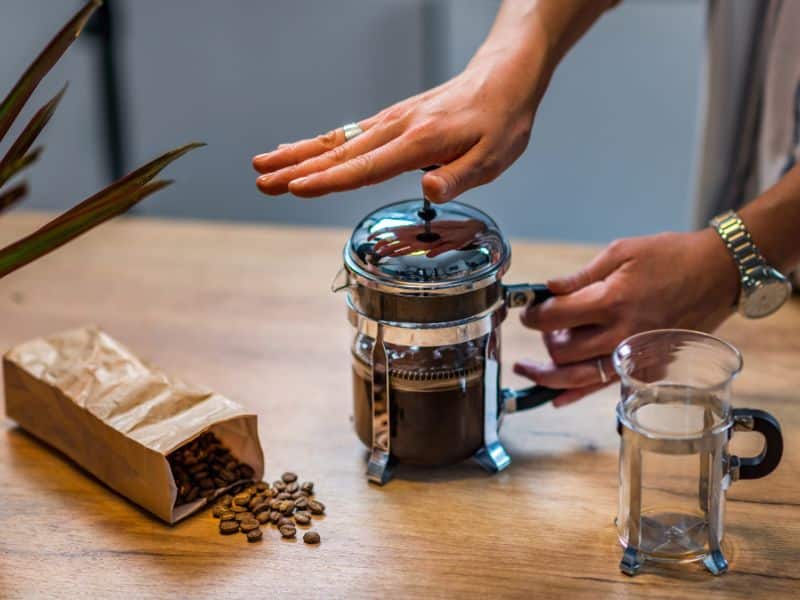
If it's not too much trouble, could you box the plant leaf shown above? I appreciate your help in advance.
[0,179,172,280]
[0,147,43,189]
[0,0,101,143]
[39,141,204,234]
[0,182,28,213]
[0,84,67,183]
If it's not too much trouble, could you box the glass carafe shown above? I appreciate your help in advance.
[613,330,783,575]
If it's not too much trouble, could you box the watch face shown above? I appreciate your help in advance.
[742,277,791,318]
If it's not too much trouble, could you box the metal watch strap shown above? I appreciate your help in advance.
[709,210,767,281]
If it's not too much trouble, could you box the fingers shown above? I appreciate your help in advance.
[421,141,499,203]
[513,358,615,408]
[287,134,444,198]
[547,241,628,294]
[256,120,404,195]
[542,325,622,364]
[253,128,347,174]
[514,356,616,389]
[521,281,613,332]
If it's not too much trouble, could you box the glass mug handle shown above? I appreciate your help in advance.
[731,408,784,480]
[502,283,563,411]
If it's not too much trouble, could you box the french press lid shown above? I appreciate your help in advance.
[344,199,510,296]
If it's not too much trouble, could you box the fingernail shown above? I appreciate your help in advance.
[290,176,309,187]
[257,174,272,184]
[278,144,290,149]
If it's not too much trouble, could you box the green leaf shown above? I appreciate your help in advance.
[0,182,28,213]
[0,147,43,189]
[0,179,173,280]
[0,83,67,186]
[0,0,101,143]
[41,142,204,232]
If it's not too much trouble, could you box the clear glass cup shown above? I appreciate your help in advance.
[613,329,783,576]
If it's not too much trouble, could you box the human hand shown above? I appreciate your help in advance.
[253,45,552,202]
[368,219,487,259]
[514,229,741,407]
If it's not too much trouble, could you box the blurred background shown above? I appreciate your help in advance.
[0,0,703,242]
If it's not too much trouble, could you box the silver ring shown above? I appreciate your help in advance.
[597,358,609,384]
[343,122,364,142]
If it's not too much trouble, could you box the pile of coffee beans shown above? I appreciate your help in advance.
[168,432,255,505]
[168,433,324,545]
[211,472,324,544]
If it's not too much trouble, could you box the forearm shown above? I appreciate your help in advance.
[471,0,620,79]
[739,163,800,273]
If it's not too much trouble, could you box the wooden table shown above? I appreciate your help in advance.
[0,213,797,599]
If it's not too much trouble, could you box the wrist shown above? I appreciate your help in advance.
[695,227,741,310]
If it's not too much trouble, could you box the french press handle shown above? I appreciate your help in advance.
[731,408,784,480]
[502,283,563,411]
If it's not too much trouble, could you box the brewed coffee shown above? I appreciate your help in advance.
[352,335,487,466]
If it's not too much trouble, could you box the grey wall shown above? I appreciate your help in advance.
[0,0,704,242]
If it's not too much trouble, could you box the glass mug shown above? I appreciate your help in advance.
[613,330,783,575]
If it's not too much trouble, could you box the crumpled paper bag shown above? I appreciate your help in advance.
[3,327,264,523]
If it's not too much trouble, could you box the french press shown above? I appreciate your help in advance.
[333,198,560,484]
[613,330,783,575]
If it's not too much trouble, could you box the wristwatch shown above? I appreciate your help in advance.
[709,210,791,318]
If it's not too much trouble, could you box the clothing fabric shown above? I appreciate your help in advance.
[693,0,800,227]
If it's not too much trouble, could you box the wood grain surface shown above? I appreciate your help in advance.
[0,212,797,599]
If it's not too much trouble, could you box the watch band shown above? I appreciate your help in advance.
[709,210,767,281]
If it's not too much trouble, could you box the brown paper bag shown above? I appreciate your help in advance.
[3,327,264,524]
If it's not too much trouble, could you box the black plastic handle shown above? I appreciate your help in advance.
[733,408,783,480]
[507,385,563,412]
[505,283,554,309]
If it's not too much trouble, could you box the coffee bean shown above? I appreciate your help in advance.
[220,521,239,535]
[252,502,270,515]
[218,495,233,507]
[285,482,299,494]
[225,460,238,471]
[235,512,255,522]
[270,511,281,524]
[231,504,249,513]
[308,500,325,515]
[248,496,263,510]
[269,498,282,510]
[185,486,199,503]
[219,511,236,521]
[303,531,320,545]
[219,469,237,483]
[240,520,260,533]
[291,491,303,500]
[279,524,297,538]
[188,463,206,475]
[213,477,227,488]
[301,482,314,495]
[278,500,295,515]
[294,512,311,525]
[255,482,268,493]
[256,512,271,524]
[281,472,298,483]
[273,480,287,492]
[276,492,291,501]
[233,493,251,506]
[247,528,263,542]
[294,497,308,511]
[238,464,255,480]
[264,488,276,499]
[212,505,226,518]
[198,478,214,490]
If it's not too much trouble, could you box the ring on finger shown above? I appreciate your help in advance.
[342,122,364,142]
